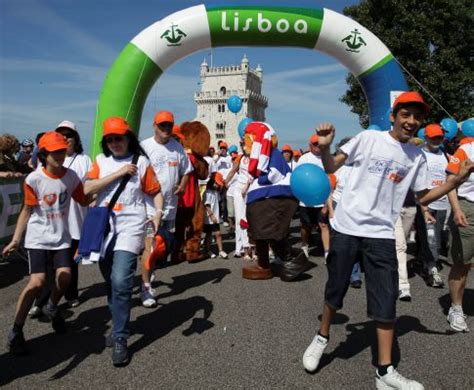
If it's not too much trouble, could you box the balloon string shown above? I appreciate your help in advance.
[392,56,454,119]
[126,55,148,122]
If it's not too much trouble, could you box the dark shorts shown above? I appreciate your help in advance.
[27,248,72,274]
[204,223,220,233]
[300,206,327,227]
[324,229,398,323]
[247,197,298,241]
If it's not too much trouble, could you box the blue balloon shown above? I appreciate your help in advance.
[228,145,238,154]
[290,164,330,206]
[368,124,381,130]
[238,117,252,138]
[227,95,242,113]
[440,118,458,141]
[417,128,425,141]
[461,119,474,137]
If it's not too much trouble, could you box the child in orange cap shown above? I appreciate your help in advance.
[281,144,294,169]
[203,172,228,259]
[3,131,91,355]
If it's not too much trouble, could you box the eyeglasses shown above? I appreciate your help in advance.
[105,136,125,143]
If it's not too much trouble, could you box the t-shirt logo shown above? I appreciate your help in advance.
[368,158,408,184]
[43,193,57,206]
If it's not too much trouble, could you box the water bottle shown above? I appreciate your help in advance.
[146,221,155,238]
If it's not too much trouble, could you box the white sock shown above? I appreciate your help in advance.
[324,251,329,259]
[451,304,463,312]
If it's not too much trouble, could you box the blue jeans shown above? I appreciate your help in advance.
[99,250,137,340]
[416,206,447,272]
[350,262,361,283]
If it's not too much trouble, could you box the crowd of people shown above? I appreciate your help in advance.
[1,91,473,389]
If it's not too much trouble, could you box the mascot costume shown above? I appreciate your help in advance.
[172,121,210,262]
[243,122,310,281]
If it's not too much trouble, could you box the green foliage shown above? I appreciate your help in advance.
[341,0,474,128]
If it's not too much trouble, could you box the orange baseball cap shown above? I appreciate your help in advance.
[282,144,292,152]
[310,134,319,144]
[38,131,68,152]
[425,124,444,138]
[103,116,130,137]
[154,111,174,125]
[212,172,225,188]
[172,124,184,140]
[220,141,228,149]
[293,150,301,157]
[392,91,430,114]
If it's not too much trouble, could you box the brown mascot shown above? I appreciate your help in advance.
[172,121,210,262]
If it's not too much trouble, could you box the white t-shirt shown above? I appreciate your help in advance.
[447,140,474,202]
[295,152,325,208]
[24,168,84,250]
[215,155,232,174]
[203,188,220,224]
[88,154,160,254]
[333,165,352,204]
[141,137,192,221]
[421,148,449,210]
[65,153,92,240]
[331,130,429,239]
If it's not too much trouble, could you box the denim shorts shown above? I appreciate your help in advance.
[324,229,398,322]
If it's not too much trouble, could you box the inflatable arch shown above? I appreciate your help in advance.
[91,4,408,157]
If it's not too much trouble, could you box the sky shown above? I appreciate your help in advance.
[0,0,363,152]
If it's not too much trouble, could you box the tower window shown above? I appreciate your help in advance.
[220,86,226,96]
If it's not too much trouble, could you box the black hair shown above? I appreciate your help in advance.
[35,132,46,144]
[392,102,427,117]
[100,131,148,158]
[56,128,84,154]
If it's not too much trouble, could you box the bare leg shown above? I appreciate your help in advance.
[449,263,470,305]
[319,222,330,253]
[376,322,395,365]
[301,225,311,247]
[215,231,224,253]
[141,237,153,285]
[50,267,71,305]
[14,274,46,326]
[319,303,336,337]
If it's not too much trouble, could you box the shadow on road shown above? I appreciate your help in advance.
[313,315,450,373]
[0,256,28,290]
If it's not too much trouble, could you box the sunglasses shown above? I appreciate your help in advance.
[312,142,319,146]
[58,131,75,139]
[105,136,125,143]
[156,122,173,130]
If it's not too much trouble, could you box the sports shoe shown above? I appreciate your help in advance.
[219,251,228,259]
[427,267,444,288]
[7,329,28,355]
[301,245,309,258]
[350,280,362,289]
[302,334,328,372]
[399,289,412,302]
[243,255,252,262]
[210,253,217,259]
[28,305,42,318]
[112,337,129,367]
[447,307,469,332]
[67,299,80,308]
[223,222,229,227]
[375,365,424,389]
[141,285,157,308]
[234,252,243,258]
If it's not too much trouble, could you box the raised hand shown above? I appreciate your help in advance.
[316,123,336,148]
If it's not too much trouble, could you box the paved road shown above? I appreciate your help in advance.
[0,228,473,389]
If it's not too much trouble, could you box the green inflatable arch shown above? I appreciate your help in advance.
[91,4,408,157]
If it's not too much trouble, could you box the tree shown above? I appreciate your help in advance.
[341,0,474,128]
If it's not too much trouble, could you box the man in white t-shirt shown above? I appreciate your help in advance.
[416,124,450,288]
[301,92,474,390]
[140,111,192,307]
[214,141,232,225]
[295,134,330,260]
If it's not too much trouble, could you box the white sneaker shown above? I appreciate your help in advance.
[302,334,328,372]
[150,272,156,283]
[210,253,217,259]
[141,286,157,308]
[428,267,444,288]
[269,250,275,259]
[447,307,469,332]
[376,366,424,389]
[398,289,412,302]
[219,251,228,259]
[301,245,309,258]
[223,222,229,227]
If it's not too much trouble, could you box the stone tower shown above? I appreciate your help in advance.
[194,55,268,149]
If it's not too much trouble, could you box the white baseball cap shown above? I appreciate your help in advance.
[56,120,77,132]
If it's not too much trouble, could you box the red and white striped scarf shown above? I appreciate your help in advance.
[246,122,276,177]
